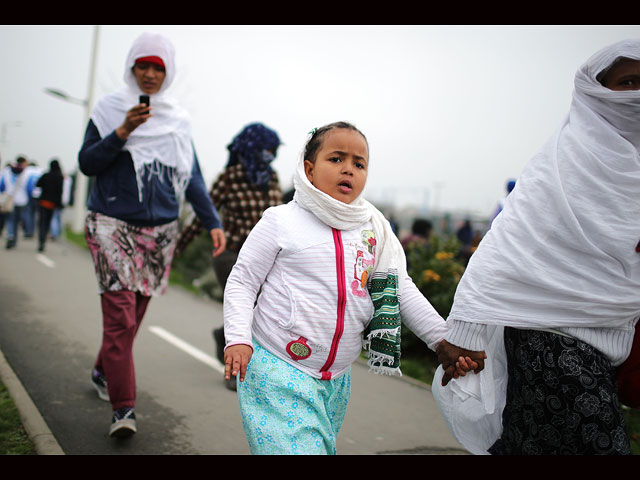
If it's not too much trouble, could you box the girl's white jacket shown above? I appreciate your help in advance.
[223,201,448,380]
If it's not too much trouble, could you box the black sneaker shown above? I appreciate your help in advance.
[109,408,136,438]
[225,376,237,391]
[213,327,225,364]
[90,369,109,402]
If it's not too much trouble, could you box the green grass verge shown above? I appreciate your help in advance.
[0,380,36,455]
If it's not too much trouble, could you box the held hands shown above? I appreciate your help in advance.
[115,103,152,140]
[209,228,226,257]
[436,339,487,387]
[224,344,253,383]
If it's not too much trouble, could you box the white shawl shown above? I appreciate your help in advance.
[292,139,408,373]
[292,142,406,291]
[451,38,640,330]
[433,38,640,455]
[90,32,194,202]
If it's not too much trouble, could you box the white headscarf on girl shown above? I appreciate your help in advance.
[433,38,640,455]
[293,128,408,375]
[90,32,194,202]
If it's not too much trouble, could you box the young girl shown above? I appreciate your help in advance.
[223,121,483,454]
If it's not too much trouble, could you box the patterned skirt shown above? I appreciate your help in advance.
[85,211,178,297]
[489,327,631,455]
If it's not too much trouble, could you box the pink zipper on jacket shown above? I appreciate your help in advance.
[320,228,347,380]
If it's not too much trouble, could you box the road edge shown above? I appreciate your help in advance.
[0,348,64,455]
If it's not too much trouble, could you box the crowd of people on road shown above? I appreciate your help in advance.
[3,31,639,456]
[0,155,71,252]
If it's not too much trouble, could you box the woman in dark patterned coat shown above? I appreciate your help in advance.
[175,122,283,390]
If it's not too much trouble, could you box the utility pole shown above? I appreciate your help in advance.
[72,25,100,233]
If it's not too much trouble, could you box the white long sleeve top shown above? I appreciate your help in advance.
[223,201,448,380]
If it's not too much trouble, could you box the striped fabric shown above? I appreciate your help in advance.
[365,272,401,373]
[223,201,448,380]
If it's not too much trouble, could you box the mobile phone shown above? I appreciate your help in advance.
[139,95,150,107]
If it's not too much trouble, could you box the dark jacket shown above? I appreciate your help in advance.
[36,171,64,209]
[78,120,221,229]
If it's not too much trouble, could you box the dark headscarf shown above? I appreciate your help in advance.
[226,123,281,187]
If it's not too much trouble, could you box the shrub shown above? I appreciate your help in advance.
[401,234,465,364]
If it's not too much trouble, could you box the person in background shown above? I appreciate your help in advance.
[24,160,43,238]
[401,217,432,252]
[456,218,474,265]
[0,157,5,236]
[79,32,225,438]
[489,178,516,227]
[0,156,40,249]
[49,173,72,240]
[175,122,283,391]
[35,159,64,252]
[433,38,640,456]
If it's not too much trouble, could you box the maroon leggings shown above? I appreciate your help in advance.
[94,291,151,410]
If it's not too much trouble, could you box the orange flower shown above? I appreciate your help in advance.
[423,269,441,282]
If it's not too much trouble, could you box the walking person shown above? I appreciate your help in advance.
[35,158,64,252]
[79,32,225,438]
[175,122,283,391]
[0,156,40,249]
[223,122,484,454]
[433,38,640,455]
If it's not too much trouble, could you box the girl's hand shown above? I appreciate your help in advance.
[115,103,152,140]
[209,228,226,257]
[224,344,253,383]
[436,339,487,386]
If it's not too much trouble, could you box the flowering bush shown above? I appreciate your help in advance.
[406,234,466,318]
[401,234,466,363]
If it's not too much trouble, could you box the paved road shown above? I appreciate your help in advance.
[0,232,467,455]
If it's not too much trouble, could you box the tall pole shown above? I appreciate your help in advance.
[72,25,100,233]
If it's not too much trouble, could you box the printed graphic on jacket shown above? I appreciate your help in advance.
[352,230,376,298]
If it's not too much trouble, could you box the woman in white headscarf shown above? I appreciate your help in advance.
[78,32,225,438]
[433,39,640,455]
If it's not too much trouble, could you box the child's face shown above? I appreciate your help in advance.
[304,129,368,204]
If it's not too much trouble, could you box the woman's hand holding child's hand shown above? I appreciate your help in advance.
[224,344,253,383]
[436,339,487,387]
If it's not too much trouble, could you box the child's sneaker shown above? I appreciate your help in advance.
[109,408,137,438]
[90,369,109,402]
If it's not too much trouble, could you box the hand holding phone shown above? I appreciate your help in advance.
[139,95,150,107]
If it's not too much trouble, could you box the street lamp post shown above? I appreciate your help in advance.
[44,25,100,233]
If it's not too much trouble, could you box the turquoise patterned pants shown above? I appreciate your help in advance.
[237,341,351,455]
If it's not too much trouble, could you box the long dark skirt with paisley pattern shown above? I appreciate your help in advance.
[488,327,632,455]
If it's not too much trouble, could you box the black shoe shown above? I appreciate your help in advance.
[213,327,225,364]
[90,369,109,402]
[5,240,15,249]
[109,408,136,438]
[225,376,237,392]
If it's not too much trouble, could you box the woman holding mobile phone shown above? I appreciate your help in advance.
[78,31,225,438]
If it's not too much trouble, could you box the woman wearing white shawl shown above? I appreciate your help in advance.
[79,32,225,438]
[433,39,640,455]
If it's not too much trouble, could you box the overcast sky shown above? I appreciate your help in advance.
[2,25,639,218]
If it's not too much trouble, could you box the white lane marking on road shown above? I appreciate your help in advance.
[148,326,224,374]
[35,253,56,268]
